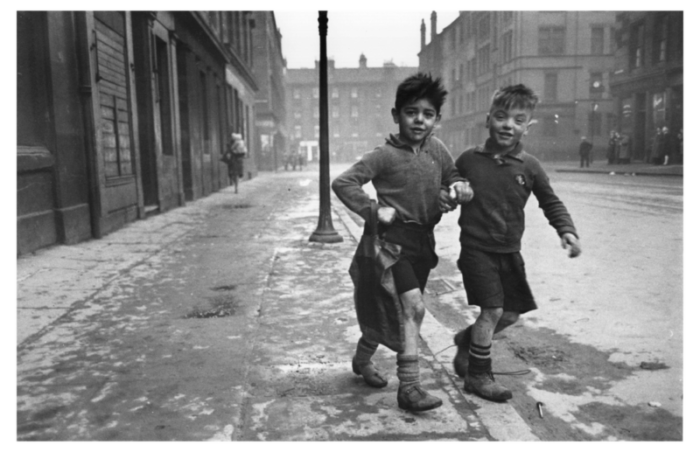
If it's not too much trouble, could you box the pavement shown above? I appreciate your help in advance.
[16,166,540,441]
[552,160,683,177]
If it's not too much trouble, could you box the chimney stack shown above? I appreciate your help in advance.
[421,19,426,49]
[430,11,437,40]
[359,53,367,68]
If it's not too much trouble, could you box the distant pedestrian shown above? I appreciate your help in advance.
[578,136,593,168]
[607,131,620,165]
[452,84,581,403]
[618,133,631,164]
[333,73,473,412]
[222,133,246,193]
[678,129,683,164]
[651,127,663,164]
[661,126,670,165]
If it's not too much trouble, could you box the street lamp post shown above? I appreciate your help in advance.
[309,11,343,244]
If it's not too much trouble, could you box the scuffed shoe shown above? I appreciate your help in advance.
[352,357,388,388]
[452,325,472,378]
[397,385,443,412]
[464,371,512,402]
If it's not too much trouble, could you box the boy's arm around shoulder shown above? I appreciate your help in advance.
[530,157,581,257]
[331,150,382,222]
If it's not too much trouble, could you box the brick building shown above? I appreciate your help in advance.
[17,11,260,255]
[418,11,618,161]
[285,57,416,163]
[609,11,683,162]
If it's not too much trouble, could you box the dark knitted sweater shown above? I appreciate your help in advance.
[332,134,464,226]
[455,139,578,253]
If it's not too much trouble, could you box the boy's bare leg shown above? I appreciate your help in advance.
[396,289,442,411]
[464,307,513,401]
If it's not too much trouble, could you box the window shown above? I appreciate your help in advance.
[477,13,490,41]
[478,45,490,75]
[351,105,359,118]
[293,88,300,99]
[538,27,565,55]
[314,125,319,138]
[630,23,645,68]
[313,87,319,98]
[332,87,339,98]
[589,72,604,98]
[589,110,602,137]
[200,71,209,145]
[351,87,358,98]
[459,63,464,81]
[313,106,319,119]
[654,15,668,63]
[156,36,173,155]
[294,110,301,119]
[652,92,666,127]
[502,30,513,62]
[294,125,302,138]
[591,27,604,54]
[332,105,339,118]
[544,73,558,101]
[17,12,49,148]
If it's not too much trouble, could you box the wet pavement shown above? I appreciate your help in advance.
[17,168,526,441]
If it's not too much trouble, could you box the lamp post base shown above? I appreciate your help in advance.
[308,229,343,243]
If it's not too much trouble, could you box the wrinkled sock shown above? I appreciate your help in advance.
[354,337,379,367]
[397,355,420,390]
[468,342,492,375]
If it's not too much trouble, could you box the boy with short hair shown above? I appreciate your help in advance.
[332,72,473,412]
[452,84,581,402]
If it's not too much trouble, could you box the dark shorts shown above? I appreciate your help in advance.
[381,222,437,295]
[457,247,537,314]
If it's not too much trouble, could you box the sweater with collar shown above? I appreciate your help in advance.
[455,139,578,253]
[332,133,464,226]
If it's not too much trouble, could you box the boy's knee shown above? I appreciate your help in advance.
[500,311,520,326]
[478,307,504,324]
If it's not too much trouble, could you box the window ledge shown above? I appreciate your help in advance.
[17,146,54,172]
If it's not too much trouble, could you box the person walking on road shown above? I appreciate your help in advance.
[333,73,473,412]
[578,136,593,168]
[451,84,581,402]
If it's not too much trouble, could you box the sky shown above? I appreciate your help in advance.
[275,11,459,69]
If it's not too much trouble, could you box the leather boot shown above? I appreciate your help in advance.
[452,325,472,378]
[464,371,512,402]
[352,357,388,388]
[397,385,443,412]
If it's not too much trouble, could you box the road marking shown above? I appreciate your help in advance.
[333,201,540,441]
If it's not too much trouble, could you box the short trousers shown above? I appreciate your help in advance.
[381,222,438,295]
[457,247,537,314]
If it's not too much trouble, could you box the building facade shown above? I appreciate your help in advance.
[609,11,683,162]
[285,57,416,163]
[419,11,618,161]
[17,11,259,255]
[251,12,288,171]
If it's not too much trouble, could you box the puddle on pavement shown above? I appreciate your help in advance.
[211,285,237,292]
[220,203,253,209]
[185,294,239,319]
